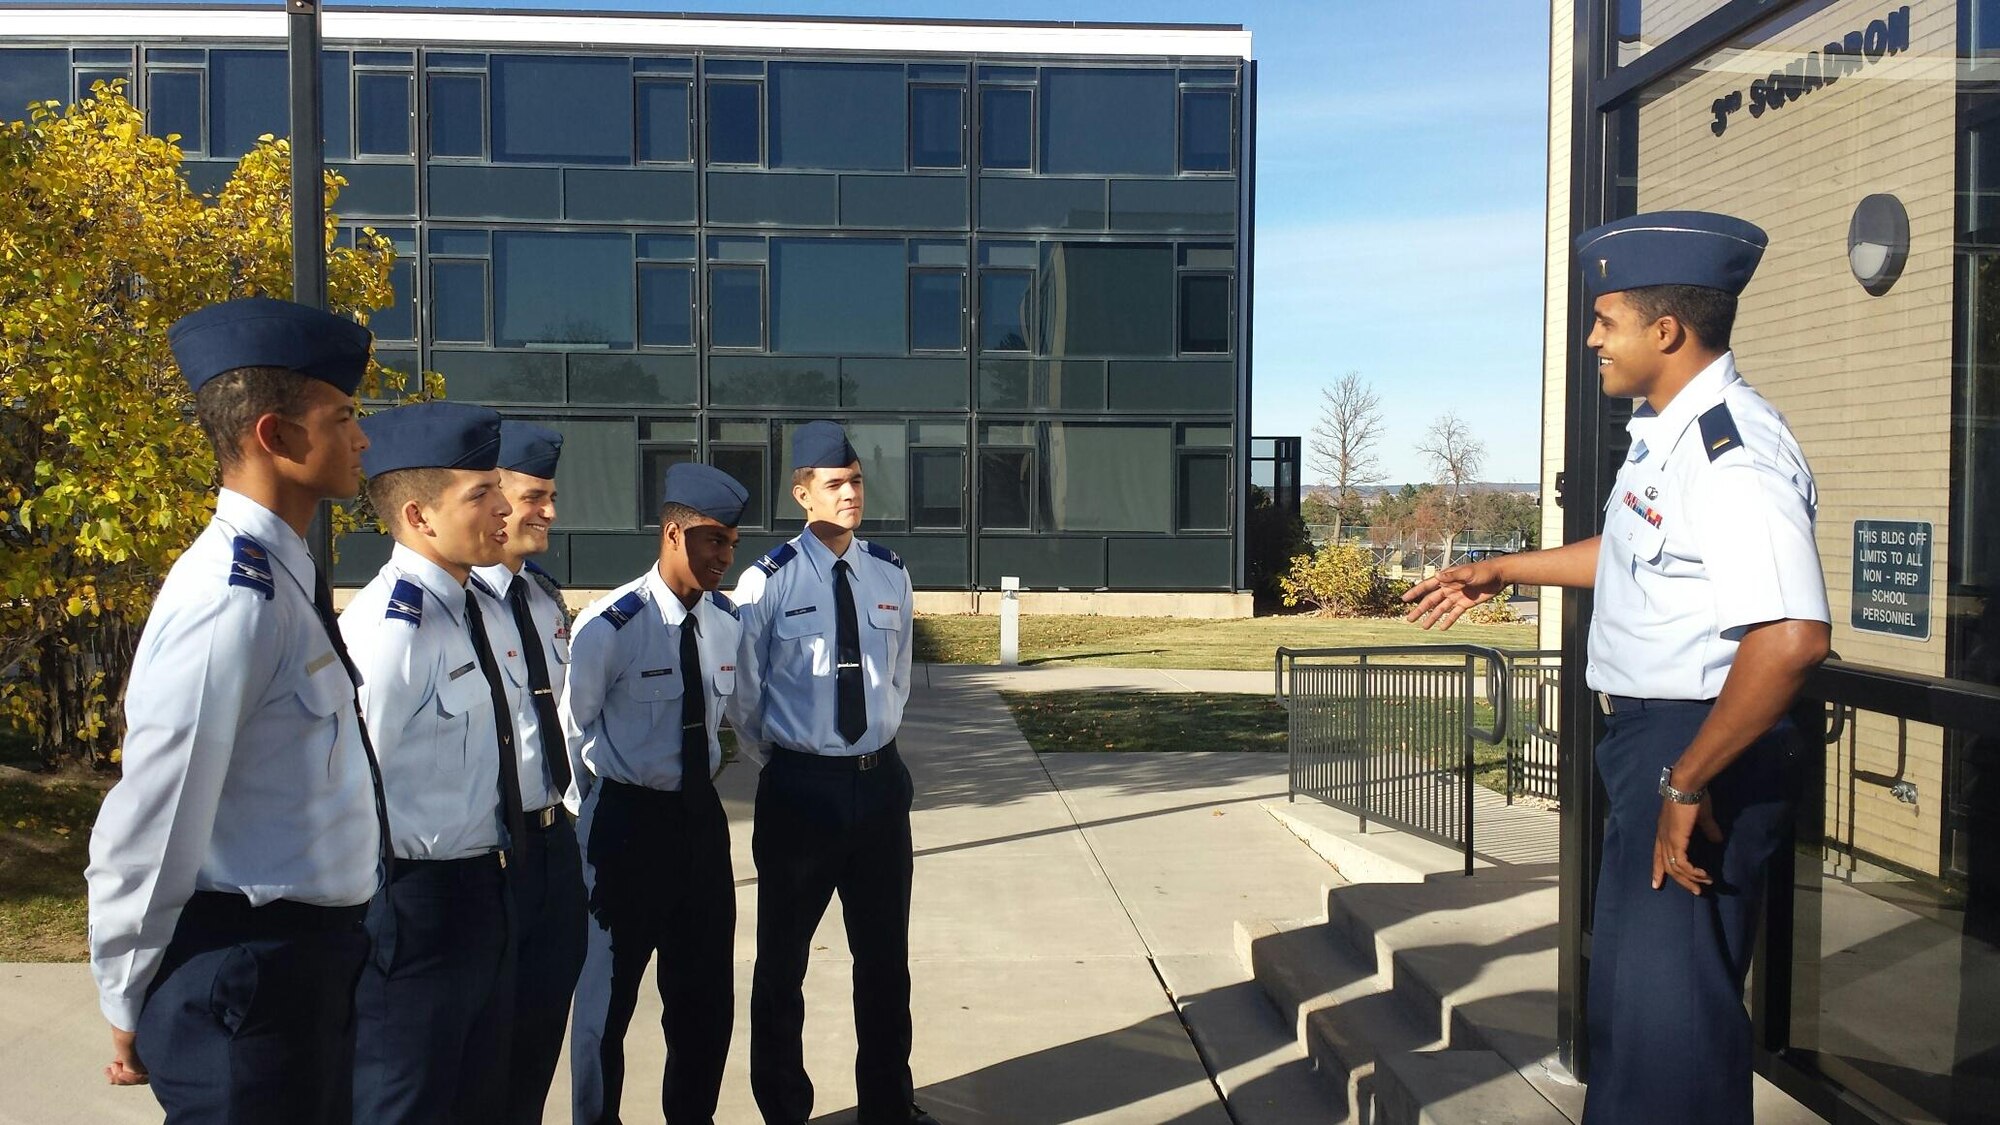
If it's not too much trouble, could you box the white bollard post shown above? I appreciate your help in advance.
[999,576,1021,666]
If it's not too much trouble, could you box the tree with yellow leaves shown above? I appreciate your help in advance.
[0,81,424,767]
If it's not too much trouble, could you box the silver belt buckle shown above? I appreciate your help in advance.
[857,752,878,771]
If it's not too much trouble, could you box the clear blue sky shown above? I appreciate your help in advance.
[147,0,1555,485]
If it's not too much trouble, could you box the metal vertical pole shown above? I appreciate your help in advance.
[287,0,333,572]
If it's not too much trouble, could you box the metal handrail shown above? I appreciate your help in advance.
[1275,644,1514,746]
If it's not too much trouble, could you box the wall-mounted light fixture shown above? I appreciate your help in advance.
[1848,193,1910,296]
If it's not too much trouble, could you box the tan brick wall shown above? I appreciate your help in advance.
[1630,0,1955,874]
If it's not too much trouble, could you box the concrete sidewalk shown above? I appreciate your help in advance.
[0,666,1336,1125]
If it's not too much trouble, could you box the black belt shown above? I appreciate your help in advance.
[526,805,568,830]
[389,851,510,880]
[1596,693,1716,715]
[768,740,899,773]
[181,890,367,935]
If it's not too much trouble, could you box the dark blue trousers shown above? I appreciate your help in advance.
[503,814,588,1125]
[352,855,516,1125]
[750,747,915,1125]
[136,893,369,1125]
[1582,701,1797,1125]
[571,780,735,1125]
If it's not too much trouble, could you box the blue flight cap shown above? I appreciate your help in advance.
[498,421,563,479]
[791,420,859,471]
[168,296,372,395]
[359,402,503,477]
[1575,210,1768,299]
[662,463,749,527]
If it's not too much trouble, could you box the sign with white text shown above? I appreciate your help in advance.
[1852,520,1932,640]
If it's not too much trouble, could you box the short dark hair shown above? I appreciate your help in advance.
[366,467,454,531]
[658,501,706,530]
[193,366,315,470]
[1621,284,1737,350]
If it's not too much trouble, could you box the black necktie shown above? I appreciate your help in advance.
[311,567,393,871]
[833,559,867,745]
[505,577,572,800]
[464,592,529,856]
[678,613,713,797]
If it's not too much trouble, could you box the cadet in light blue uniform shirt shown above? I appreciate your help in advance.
[85,297,385,1124]
[339,401,523,1125]
[562,462,747,1125]
[466,420,587,1125]
[1404,212,1831,1125]
[731,421,931,1125]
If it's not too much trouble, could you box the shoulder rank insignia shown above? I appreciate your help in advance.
[228,536,275,599]
[709,589,738,619]
[1698,403,1743,461]
[601,589,647,630]
[754,543,798,576]
[862,541,905,570]
[385,579,424,625]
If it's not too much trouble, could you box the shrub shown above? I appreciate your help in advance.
[1278,540,1408,617]
[1466,586,1524,624]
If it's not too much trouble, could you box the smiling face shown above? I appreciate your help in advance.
[793,463,865,532]
[661,514,739,594]
[498,469,556,563]
[1585,290,1669,400]
[407,469,512,571]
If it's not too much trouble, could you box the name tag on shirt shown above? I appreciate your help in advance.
[306,651,339,676]
[641,668,674,678]
[448,661,476,681]
[785,605,817,617]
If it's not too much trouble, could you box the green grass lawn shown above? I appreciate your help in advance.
[0,769,103,961]
[917,613,1536,670]
[1003,690,1288,754]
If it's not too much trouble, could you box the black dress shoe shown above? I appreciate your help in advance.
[910,1104,940,1125]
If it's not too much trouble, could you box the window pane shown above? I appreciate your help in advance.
[1043,244,1173,357]
[430,261,486,342]
[0,49,69,117]
[322,52,351,160]
[770,62,904,171]
[910,271,964,351]
[1047,423,1172,532]
[707,80,761,165]
[846,421,907,521]
[1041,68,1174,176]
[639,264,694,346]
[1178,453,1229,530]
[909,85,963,169]
[493,231,635,348]
[980,271,1031,352]
[147,70,201,150]
[641,445,696,521]
[711,447,767,528]
[771,238,904,353]
[913,449,963,529]
[428,74,482,157]
[638,79,690,162]
[1179,273,1231,353]
[1179,88,1233,172]
[709,265,763,348]
[492,55,632,164]
[355,72,412,156]
[544,419,637,530]
[77,70,130,104]
[209,49,287,157]
[979,448,1032,530]
[979,87,1031,170]
[373,259,414,341]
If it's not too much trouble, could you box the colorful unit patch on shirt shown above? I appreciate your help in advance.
[1622,490,1665,528]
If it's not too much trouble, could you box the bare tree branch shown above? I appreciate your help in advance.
[1416,412,1487,502]
[1306,370,1384,511]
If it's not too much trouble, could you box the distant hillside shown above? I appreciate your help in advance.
[1305,482,1539,501]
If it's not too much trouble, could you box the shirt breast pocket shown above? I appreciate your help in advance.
[295,659,350,770]
[867,604,903,667]
[618,670,684,712]
[773,608,831,677]
[432,666,488,771]
[1611,510,1669,567]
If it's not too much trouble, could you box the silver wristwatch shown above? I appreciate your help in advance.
[1658,766,1706,805]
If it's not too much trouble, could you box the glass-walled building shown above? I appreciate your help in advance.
[0,8,1254,608]
[1551,2,2000,1121]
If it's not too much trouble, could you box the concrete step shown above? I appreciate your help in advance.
[1154,952,1346,1125]
[1373,1050,1571,1125]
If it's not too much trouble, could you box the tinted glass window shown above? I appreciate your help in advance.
[910,271,964,351]
[979,448,1032,529]
[638,264,694,346]
[1180,88,1233,172]
[1044,244,1173,356]
[770,62,903,171]
[638,79,691,162]
[322,52,351,160]
[1178,452,1229,530]
[711,447,767,528]
[641,446,695,519]
[707,80,761,165]
[1179,273,1231,353]
[209,50,287,157]
[0,49,69,117]
[428,74,483,157]
[1041,68,1174,176]
[494,232,635,348]
[147,70,202,150]
[980,271,1032,352]
[1047,423,1172,532]
[912,449,964,529]
[847,421,908,521]
[979,87,1031,170]
[771,238,904,354]
[545,418,637,530]
[77,70,130,103]
[909,86,963,169]
[431,260,486,342]
[374,258,415,341]
[709,265,763,348]
[355,72,412,156]
[492,55,632,164]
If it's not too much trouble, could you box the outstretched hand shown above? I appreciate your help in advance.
[1400,560,1507,631]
